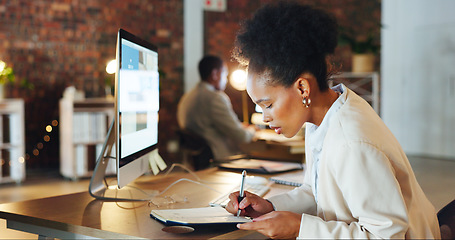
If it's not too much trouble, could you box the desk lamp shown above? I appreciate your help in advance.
[230,69,249,124]
[106,59,116,74]
[105,59,116,98]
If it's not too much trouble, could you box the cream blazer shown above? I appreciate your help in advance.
[177,82,254,159]
[268,88,440,239]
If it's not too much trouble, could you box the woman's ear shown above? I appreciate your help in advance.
[295,77,310,98]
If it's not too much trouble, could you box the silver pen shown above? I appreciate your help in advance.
[237,170,246,217]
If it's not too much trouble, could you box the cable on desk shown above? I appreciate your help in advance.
[96,163,230,203]
[163,163,202,181]
[148,178,224,208]
[163,163,232,185]
[157,178,223,197]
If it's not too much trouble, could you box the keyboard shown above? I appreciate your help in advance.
[209,183,270,207]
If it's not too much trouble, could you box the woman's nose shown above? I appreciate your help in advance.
[262,113,271,123]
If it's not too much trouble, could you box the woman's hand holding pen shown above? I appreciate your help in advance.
[226,191,274,218]
[226,191,301,239]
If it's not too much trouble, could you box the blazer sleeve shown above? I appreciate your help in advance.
[267,160,317,215]
[298,141,409,239]
[267,184,317,215]
[209,92,254,143]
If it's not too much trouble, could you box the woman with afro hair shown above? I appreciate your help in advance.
[225,2,440,239]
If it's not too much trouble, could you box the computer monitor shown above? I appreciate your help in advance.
[116,29,160,188]
[89,29,165,201]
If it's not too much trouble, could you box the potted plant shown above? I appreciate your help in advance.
[339,26,380,73]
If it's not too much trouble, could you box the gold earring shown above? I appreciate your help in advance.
[302,97,311,108]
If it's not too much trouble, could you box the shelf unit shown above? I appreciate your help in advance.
[59,98,116,180]
[0,99,25,184]
[329,72,380,113]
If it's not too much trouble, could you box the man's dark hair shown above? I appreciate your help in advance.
[232,1,338,90]
[198,55,224,81]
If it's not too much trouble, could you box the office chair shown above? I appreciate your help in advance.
[438,199,455,239]
[176,129,213,171]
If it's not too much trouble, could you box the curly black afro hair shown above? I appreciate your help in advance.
[232,1,338,90]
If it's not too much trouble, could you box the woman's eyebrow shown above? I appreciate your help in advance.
[255,98,270,105]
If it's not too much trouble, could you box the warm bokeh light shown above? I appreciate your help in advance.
[255,104,262,113]
[229,69,247,91]
[18,157,25,164]
[106,59,116,74]
[44,135,50,142]
[46,125,52,132]
[0,60,5,72]
[52,120,58,126]
[33,149,39,156]
[37,142,44,149]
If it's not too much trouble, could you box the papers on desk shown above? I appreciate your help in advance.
[218,159,304,174]
[150,206,251,226]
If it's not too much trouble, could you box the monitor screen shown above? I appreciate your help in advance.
[115,29,159,188]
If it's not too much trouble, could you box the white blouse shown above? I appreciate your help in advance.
[305,84,345,203]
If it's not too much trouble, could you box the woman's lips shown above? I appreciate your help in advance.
[270,126,282,134]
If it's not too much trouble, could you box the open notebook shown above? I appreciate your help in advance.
[269,170,304,187]
[150,206,252,226]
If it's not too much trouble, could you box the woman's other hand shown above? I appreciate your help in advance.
[238,211,302,239]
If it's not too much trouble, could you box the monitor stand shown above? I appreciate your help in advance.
[88,120,153,201]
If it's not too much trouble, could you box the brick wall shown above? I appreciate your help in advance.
[0,0,184,168]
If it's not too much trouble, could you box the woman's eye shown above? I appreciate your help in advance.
[265,104,272,109]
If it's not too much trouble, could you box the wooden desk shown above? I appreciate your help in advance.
[0,168,297,239]
[241,129,305,163]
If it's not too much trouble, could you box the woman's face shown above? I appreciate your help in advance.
[247,72,307,138]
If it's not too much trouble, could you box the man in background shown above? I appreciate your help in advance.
[177,55,256,161]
